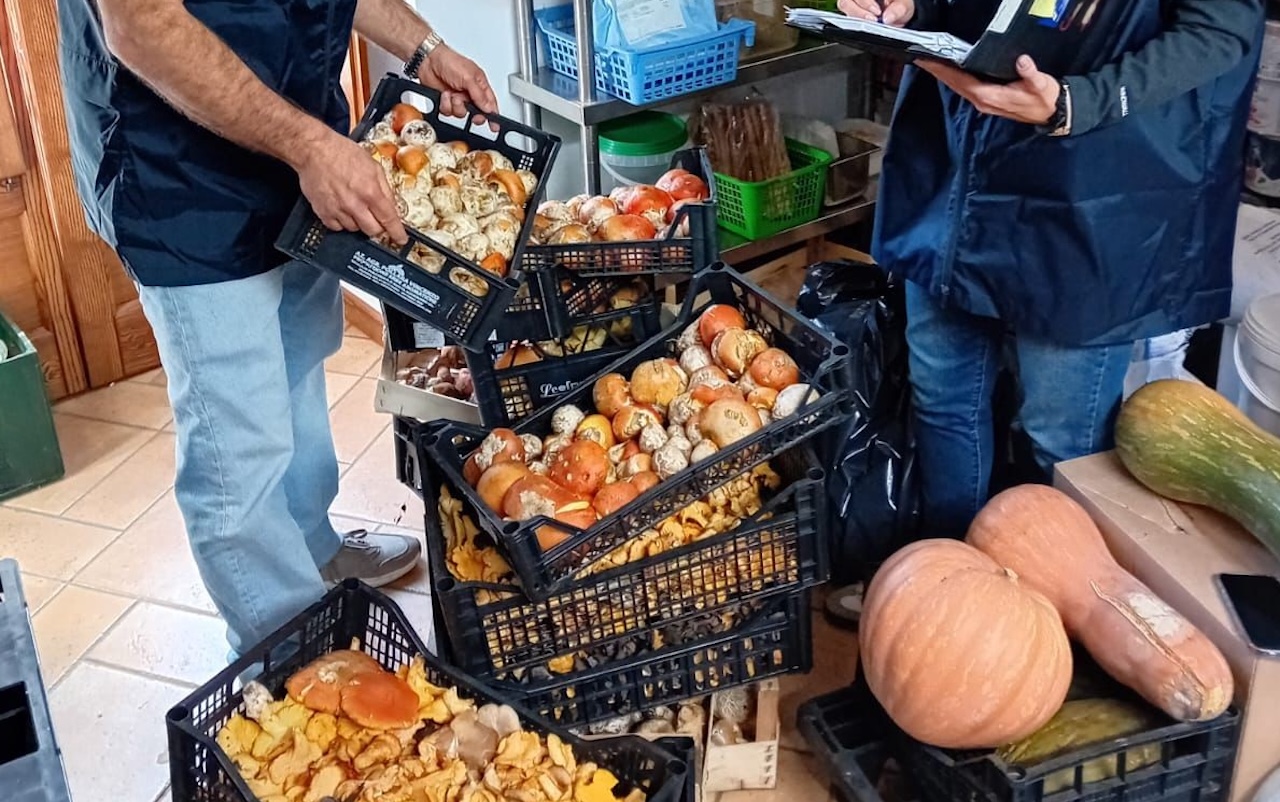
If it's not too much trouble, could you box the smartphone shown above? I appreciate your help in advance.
[1215,573,1280,655]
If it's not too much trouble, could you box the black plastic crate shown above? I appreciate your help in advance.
[0,560,73,802]
[167,580,689,802]
[276,74,561,352]
[418,262,855,600]
[493,267,664,343]
[652,737,699,802]
[437,589,812,729]
[411,430,826,677]
[798,684,901,802]
[522,148,719,278]
[902,707,1240,802]
[381,270,662,366]
[466,296,665,427]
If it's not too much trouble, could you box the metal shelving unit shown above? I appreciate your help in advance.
[508,0,877,259]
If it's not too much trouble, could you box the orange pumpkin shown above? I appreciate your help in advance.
[966,485,1234,722]
[860,538,1072,749]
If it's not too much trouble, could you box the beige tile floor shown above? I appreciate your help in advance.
[1,327,859,802]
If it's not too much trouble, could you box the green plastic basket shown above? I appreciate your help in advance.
[713,139,834,241]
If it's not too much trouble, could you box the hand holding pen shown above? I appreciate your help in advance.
[837,0,915,26]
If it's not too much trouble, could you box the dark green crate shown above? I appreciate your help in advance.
[0,313,63,502]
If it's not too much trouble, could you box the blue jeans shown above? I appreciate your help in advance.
[137,262,345,657]
[905,282,1131,538]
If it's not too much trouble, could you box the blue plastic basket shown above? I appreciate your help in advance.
[534,6,755,105]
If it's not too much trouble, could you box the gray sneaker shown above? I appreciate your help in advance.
[319,530,421,589]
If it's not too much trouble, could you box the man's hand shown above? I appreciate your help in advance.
[418,46,498,119]
[296,132,407,245]
[918,55,1061,125]
[352,0,497,119]
[838,0,914,26]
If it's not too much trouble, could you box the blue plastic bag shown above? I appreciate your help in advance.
[593,0,720,52]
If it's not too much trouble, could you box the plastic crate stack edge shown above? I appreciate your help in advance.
[166,581,690,802]
[465,295,667,429]
[800,683,1243,802]
[0,560,72,802]
[417,263,855,600]
[508,590,812,729]
[521,148,721,280]
[411,428,827,680]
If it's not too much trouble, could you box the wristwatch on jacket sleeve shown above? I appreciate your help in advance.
[1047,80,1072,137]
[403,30,444,79]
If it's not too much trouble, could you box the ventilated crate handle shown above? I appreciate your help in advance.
[722,17,758,48]
[364,74,557,155]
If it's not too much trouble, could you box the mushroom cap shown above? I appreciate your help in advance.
[284,650,384,714]
[340,670,421,730]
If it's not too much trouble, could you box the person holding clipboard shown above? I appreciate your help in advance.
[839,0,1264,540]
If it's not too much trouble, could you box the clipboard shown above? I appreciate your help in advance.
[787,0,1119,83]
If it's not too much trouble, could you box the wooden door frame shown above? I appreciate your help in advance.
[0,0,93,394]
[340,36,387,344]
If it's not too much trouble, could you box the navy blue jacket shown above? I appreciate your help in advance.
[873,0,1265,346]
[58,0,358,287]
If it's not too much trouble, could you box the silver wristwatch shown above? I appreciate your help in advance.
[403,30,444,78]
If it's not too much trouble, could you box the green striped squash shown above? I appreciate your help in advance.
[1115,379,1280,562]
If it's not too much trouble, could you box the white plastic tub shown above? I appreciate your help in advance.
[1234,293,1280,436]
[598,111,689,192]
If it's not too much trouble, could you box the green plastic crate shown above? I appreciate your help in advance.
[713,139,834,241]
[0,313,63,502]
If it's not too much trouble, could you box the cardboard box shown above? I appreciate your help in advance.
[373,345,480,425]
[1055,452,1280,802]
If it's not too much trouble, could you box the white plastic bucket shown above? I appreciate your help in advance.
[1250,75,1280,137]
[600,148,686,190]
[597,111,689,194]
[1261,20,1280,81]
[1233,293,1280,436]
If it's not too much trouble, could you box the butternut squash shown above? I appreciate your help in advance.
[967,485,1233,722]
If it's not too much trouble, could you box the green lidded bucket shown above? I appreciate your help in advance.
[0,312,64,501]
[599,111,689,190]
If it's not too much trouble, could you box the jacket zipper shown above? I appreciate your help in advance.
[939,101,975,303]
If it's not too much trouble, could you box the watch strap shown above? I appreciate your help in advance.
[1049,80,1072,137]
[403,30,444,78]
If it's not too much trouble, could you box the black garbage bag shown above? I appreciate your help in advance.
[797,261,921,585]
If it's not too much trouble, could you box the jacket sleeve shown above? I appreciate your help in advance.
[1064,0,1263,136]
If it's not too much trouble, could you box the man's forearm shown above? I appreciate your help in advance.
[354,0,433,63]
[99,1,332,169]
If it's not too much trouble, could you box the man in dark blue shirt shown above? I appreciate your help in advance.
[59,0,495,657]
[838,0,1263,540]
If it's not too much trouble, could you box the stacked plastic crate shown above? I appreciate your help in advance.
[395,263,854,731]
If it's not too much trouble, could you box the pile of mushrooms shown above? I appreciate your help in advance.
[361,103,539,298]
[457,303,820,552]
